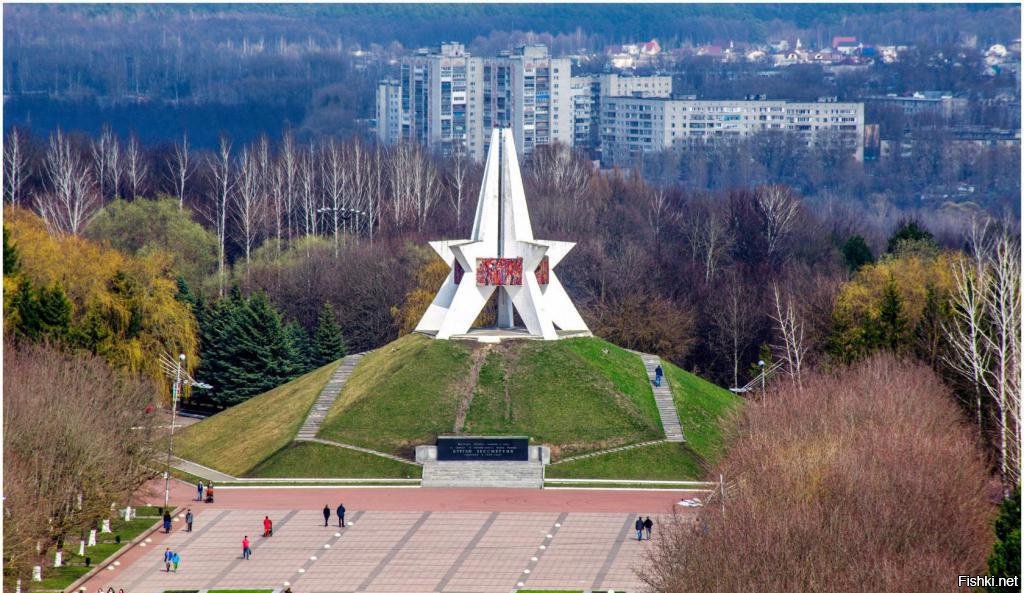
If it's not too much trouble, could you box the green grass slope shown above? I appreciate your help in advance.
[247,442,421,479]
[175,361,338,476]
[548,362,741,479]
[461,338,662,458]
[317,333,474,456]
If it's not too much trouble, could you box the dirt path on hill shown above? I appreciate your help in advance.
[453,343,492,433]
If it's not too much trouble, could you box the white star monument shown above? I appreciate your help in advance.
[415,128,591,341]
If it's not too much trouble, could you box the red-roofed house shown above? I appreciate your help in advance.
[641,39,661,55]
[832,36,857,48]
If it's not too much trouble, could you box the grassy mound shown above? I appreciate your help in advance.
[247,442,421,479]
[176,333,739,479]
[175,361,338,476]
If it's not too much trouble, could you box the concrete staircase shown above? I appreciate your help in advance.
[639,353,685,442]
[296,353,364,441]
[421,461,544,488]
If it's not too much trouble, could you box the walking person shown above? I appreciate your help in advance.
[322,504,331,527]
[241,535,251,560]
[654,364,664,387]
[263,516,273,537]
[185,509,193,533]
[644,516,654,540]
[196,480,204,501]
[163,547,173,572]
[171,550,180,573]
[337,503,346,528]
[162,510,172,534]
[635,516,644,541]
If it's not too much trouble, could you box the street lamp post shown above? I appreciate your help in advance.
[159,353,211,511]
[758,359,766,402]
[163,354,184,510]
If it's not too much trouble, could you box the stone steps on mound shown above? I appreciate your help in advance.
[421,461,544,489]
[639,353,685,442]
[295,353,364,441]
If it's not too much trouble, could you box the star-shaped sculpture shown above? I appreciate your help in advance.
[415,129,590,341]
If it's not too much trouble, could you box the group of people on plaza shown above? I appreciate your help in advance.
[196,481,215,503]
[323,503,346,527]
[635,516,655,540]
[163,547,180,572]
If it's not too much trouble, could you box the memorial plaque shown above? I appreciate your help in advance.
[436,436,529,461]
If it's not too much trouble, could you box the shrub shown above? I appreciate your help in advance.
[644,355,994,593]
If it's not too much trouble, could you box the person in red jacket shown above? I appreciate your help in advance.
[263,516,273,537]
[241,535,251,560]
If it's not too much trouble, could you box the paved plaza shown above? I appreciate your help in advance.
[80,482,692,593]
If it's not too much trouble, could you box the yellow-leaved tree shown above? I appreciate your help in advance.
[830,250,956,363]
[4,207,198,393]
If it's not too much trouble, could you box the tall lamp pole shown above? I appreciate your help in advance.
[758,359,766,402]
[163,354,185,510]
[159,353,211,511]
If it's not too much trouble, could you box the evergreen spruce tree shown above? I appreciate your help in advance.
[875,279,908,352]
[286,320,313,374]
[840,234,874,272]
[886,219,936,254]
[914,284,952,367]
[8,280,71,340]
[3,226,20,276]
[987,488,1021,591]
[311,302,347,367]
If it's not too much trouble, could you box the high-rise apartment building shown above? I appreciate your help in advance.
[376,43,571,161]
[377,43,485,159]
[600,96,864,166]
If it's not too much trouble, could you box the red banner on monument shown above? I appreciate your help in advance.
[476,258,523,286]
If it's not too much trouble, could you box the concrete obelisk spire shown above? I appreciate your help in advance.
[414,129,590,341]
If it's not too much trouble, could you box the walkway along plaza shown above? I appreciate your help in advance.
[78,479,697,593]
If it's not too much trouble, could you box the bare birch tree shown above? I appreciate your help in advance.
[945,218,1022,486]
[88,124,119,201]
[771,282,807,390]
[646,188,680,242]
[205,135,234,296]
[685,205,733,283]
[279,130,298,243]
[447,145,469,228]
[322,138,345,255]
[231,147,265,276]
[166,133,193,209]
[124,133,148,199]
[297,141,318,240]
[755,184,800,257]
[36,129,99,235]
[3,126,30,206]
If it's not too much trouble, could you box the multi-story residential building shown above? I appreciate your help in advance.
[376,43,571,161]
[600,96,864,167]
[375,43,485,160]
[375,79,403,146]
[480,44,572,156]
[865,92,967,121]
[570,73,673,158]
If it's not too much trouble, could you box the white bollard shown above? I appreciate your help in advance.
[101,519,112,533]
[31,566,41,582]
[78,540,85,556]
[15,578,21,593]
[129,507,136,521]
[87,529,96,547]
[53,551,62,568]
